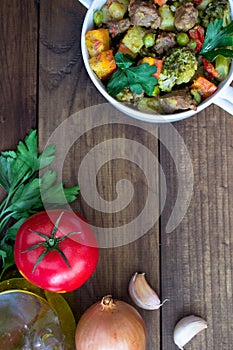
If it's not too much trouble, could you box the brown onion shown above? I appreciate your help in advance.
[75,295,146,349]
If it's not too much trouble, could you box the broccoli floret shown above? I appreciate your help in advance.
[201,0,231,28]
[116,88,144,102]
[116,88,134,102]
[158,48,198,92]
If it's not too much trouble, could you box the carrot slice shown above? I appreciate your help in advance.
[153,0,167,5]
[191,76,217,99]
[117,42,137,58]
[154,59,163,79]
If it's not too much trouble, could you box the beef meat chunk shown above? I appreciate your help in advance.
[154,32,176,55]
[129,0,161,29]
[174,2,198,31]
[106,18,131,38]
[159,90,197,113]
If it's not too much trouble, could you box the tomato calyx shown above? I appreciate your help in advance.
[22,212,80,273]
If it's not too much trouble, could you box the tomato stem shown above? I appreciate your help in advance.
[50,211,63,240]
[48,238,56,247]
[22,212,80,273]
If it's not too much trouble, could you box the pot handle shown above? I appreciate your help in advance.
[213,86,233,116]
[79,0,93,9]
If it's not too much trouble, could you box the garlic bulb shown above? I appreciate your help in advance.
[128,272,167,310]
[173,315,207,349]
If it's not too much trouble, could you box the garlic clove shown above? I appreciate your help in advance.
[128,272,167,310]
[173,315,208,349]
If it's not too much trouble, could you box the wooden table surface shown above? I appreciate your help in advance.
[1,1,232,349]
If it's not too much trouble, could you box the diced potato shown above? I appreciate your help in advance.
[215,55,230,81]
[122,26,146,54]
[109,0,129,20]
[159,5,174,31]
[196,0,212,10]
[89,50,117,79]
[140,57,157,66]
[101,5,113,23]
[85,28,110,57]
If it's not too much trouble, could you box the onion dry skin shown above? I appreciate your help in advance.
[75,295,146,349]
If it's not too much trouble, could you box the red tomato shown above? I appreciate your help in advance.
[189,25,205,53]
[202,58,219,79]
[14,210,99,293]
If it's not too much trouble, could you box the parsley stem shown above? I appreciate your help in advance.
[0,200,12,218]
[0,129,80,279]
[0,198,7,211]
[0,169,35,214]
[0,265,8,280]
[0,194,13,214]
[0,211,17,232]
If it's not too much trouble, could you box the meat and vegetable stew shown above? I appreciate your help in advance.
[85,0,233,114]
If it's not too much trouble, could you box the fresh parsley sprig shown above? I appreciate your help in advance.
[0,129,80,278]
[107,52,158,97]
[199,18,233,61]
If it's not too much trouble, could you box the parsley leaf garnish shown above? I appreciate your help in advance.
[126,64,158,96]
[199,18,233,61]
[107,69,128,96]
[107,52,158,97]
[114,52,135,70]
[0,129,80,278]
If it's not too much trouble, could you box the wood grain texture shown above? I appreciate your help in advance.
[0,0,38,150]
[1,0,232,349]
[39,0,105,146]
[39,1,160,349]
[160,107,233,349]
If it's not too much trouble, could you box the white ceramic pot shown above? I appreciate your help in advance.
[80,0,233,123]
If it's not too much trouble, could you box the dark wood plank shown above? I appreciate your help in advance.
[0,0,38,150]
[39,1,161,348]
[39,0,105,146]
[160,107,233,349]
